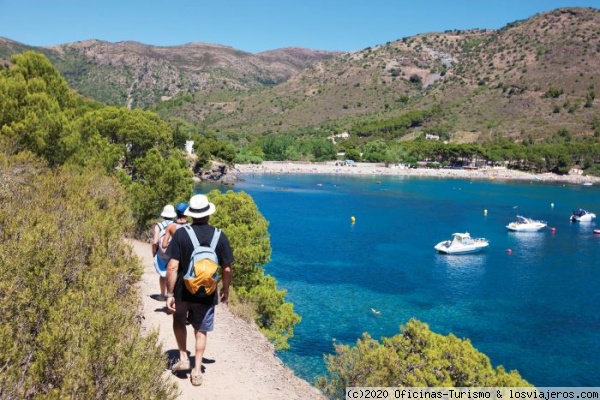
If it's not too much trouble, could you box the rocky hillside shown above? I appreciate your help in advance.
[1,7,599,144]
[170,7,599,143]
[0,37,340,108]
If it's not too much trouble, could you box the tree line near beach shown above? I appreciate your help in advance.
[176,103,600,177]
[0,51,533,397]
[233,124,600,176]
[188,118,600,177]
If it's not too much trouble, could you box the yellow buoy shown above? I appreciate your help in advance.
[351,216,356,223]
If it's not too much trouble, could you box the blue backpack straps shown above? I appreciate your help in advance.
[210,229,221,251]
[184,225,200,248]
[184,226,220,252]
[157,220,172,256]
[158,219,170,231]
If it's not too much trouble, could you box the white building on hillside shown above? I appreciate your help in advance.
[185,140,194,155]
[328,131,350,143]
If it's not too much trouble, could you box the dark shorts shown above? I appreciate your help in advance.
[173,300,215,332]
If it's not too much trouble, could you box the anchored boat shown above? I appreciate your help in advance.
[506,215,547,232]
[434,232,489,254]
[570,209,596,222]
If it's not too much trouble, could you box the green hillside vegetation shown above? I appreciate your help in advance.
[146,8,600,174]
[0,153,179,399]
[0,51,193,230]
[0,52,300,397]
[144,9,600,141]
[13,39,341,109]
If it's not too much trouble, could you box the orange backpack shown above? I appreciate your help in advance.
[182,226,221,297]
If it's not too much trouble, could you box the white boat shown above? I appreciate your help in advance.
[570,209,596,222]
[434,232,489,254]
[506,215,547,232]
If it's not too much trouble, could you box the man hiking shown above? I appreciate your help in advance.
[165,194,234,386]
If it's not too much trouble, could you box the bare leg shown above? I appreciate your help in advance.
[159,276,166,296]
[173,316,188,361]
[193,330,207,376]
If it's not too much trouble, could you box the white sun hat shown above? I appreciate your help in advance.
[184,194,216,218]
[160,204,177,219]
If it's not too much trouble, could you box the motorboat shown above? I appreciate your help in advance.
[434,232,489,254]
[570,209,596,222]
[506,215,547,232]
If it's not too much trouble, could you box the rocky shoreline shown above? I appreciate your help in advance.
[195,161,238,185]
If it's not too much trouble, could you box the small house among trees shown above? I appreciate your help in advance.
[185,140,195,155]
[327,131,350,144]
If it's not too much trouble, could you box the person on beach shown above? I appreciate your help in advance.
[165,194,234,386]
[152,204,177,300]
[161,202,189,251]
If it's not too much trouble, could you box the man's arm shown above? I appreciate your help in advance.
[220,264,232,304]
[165,258,179,311]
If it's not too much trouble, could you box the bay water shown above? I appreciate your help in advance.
[199,173,600,386]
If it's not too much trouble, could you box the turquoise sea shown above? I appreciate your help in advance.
[199,173,600,387]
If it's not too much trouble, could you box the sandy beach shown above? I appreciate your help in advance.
[235,161,600,185]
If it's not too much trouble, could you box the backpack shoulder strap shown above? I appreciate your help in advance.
[183,225,200,249]
[158,220,170,232]
[209,228,221,250]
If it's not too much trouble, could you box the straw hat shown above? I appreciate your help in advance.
[184,195,216,218]
[160,204,177,219]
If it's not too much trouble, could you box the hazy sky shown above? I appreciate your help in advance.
[1,1,599,53]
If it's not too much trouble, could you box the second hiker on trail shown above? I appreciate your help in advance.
[162,202,189,251]
[165,194,234,387]
[152,204,177,300]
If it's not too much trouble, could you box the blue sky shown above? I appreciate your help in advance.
[1,1,599,53]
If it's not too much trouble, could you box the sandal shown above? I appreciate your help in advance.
[190,371,203,386]
[171,358,190,372]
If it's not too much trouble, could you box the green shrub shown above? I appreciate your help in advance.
[0,154,178,399]
[583,163,600,177]
[542,87,563,98]
[316,319,531,399]
[208,190,301,350]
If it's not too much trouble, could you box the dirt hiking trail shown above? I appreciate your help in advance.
[128,239,326,400]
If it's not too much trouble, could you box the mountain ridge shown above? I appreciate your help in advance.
[1,7,599,144]
[0,35,342,108]
[151,7,600,143]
